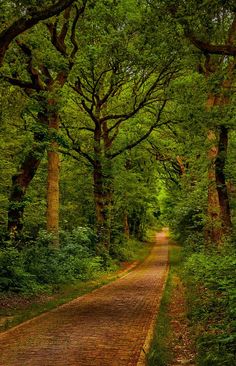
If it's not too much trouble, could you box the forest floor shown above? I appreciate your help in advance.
[0,231,168,366]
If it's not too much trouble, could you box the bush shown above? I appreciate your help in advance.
[0,247,42,294]
[110,236,146,262]
[60,227,97,252]
[23,245,63,284]
[184,251,236,366]
[0,227,102,294]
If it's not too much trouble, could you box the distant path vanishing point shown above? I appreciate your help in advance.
[0,231,169,366]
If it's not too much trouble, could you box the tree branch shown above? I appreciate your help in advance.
[70,4,84,59]
[61,120,95,165]
[0,75,36,89]
[16,41,46,90]
[72,145,95,166]
[0,0,87,65]
[188,33,236,56]
[108,100,168,160]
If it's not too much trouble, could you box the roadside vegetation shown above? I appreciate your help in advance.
[0,228,151,331]
[184,247,236,366]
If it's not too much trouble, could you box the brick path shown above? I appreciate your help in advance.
[0,232,169,366]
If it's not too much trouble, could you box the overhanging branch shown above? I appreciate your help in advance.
[0,0,87,65]
[188,33,236,56]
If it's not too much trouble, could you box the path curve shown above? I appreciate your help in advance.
[0,232,169,366]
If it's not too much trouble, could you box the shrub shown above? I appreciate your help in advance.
[60,227,97,252]
[0,247,42,294]
[110,236,145,262]
[184,251,236,366]
[0,227,102,294]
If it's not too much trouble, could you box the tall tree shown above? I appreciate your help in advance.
[1,4,85,241]
[60,0,179,250]
[164,0,236,243]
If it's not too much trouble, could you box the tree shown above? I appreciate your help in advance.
[164,0,236,243]
[59,0,179,250]
[1,4,85,242]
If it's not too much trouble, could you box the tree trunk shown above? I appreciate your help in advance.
[124,211,130,239]
[93,124,113,251]
[8,114,47,239]
[205,129,222,244]
[215,126,232,234]
[46,106,60,247]
[93,161,113,251]
[205,92,232,244]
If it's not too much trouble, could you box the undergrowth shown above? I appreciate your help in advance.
[184,247,236,366]
[0,227,103,294]
[0,227,150,295]
[0,227,151,331]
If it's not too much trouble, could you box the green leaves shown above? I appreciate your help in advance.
[184,251,236,365]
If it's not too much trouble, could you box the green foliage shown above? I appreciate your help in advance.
[0,247,41,294]
[110,236,147,262]
[0,227,103,294]
[184,251,236,366]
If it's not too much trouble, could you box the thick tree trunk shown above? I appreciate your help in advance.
[8,145,44,238]
[215,126,232,234]
[205,129,222,244]
[93,123,114,251]
[205,93,232,244]
[93,161,113,251]
[8,115,47,238]
[46,109,60,247]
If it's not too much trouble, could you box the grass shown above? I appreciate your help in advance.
[0,239,151,333]
[147,244,183,366]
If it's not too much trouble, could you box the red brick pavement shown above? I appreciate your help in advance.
[0,232,169,366]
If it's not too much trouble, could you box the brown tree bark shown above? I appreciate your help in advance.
[215,126,232,235]
[8,146,44,238]
[8,113,48,238]
[6,6,84,241]
[93,167,114,251]
[170,2,235,245]
[206,129,222,243]
[205,88,233,244]
[46,102,60,247]
[93,123,113,251]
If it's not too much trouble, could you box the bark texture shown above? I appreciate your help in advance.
[206,129,222,243]
[215,126,232,234]
[8,148,44,237]
[8,114,48,238]
[46,105,60,247]
[124,212,130,239]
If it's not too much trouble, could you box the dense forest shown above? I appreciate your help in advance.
[0,1,236,365]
